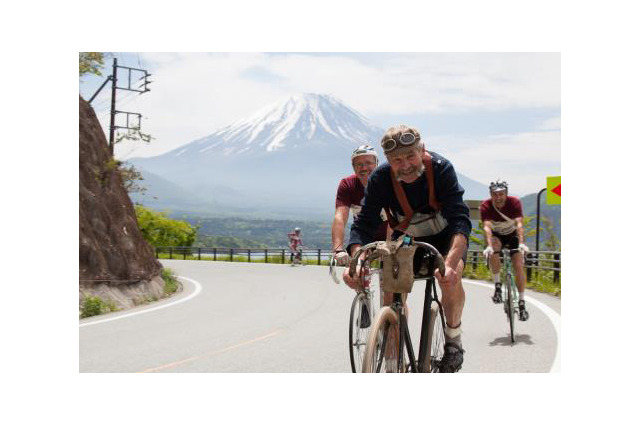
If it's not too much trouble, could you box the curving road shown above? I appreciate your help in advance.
[79,260,561,373]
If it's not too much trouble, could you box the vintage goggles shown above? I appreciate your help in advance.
[381,132,418,152]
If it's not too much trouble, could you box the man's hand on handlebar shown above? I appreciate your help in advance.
[334,250,350,266]
[434,264,459,288]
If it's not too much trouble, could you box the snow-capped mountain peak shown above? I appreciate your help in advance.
[175,93,383,157]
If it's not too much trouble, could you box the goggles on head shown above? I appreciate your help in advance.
[381,132,418,153]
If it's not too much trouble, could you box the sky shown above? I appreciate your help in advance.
[79,52,560,196]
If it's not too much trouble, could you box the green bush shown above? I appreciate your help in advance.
[80,296,118,318]
[161,268,179,296]
[135,205,197,247]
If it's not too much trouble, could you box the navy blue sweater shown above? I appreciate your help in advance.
[348,151,471,252]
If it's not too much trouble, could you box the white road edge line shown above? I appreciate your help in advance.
[462,279,561,373]
[79,276,202,328]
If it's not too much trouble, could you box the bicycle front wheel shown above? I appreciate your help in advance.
[362,307,403,373]
[425,301,446,372]
[506,275,515,343]
[349,292,373,373]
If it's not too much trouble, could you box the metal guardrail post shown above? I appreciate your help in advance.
[472,251,478,271]
[198,247,201,260]
[214,248,217,261]
[282,249,285,264]
[230,248,234,262]
[248,249,251,263]
[265,249,268,263]
[554,253,560,282]
[169,247,173,259]
[317,249,321,265]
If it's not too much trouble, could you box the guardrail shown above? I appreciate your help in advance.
[155,246,561,282]
[155,247,334,265]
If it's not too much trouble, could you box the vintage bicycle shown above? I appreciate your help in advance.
[348,238,450,373]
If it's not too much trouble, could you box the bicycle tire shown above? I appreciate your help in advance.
[425,301,446,373]
[362,307,402,373]
[349,292,372,373]
[506,274,515,343]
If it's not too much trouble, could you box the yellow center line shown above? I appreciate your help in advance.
[138,329,283,373]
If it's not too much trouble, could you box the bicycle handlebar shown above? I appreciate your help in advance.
[348,240,446,278]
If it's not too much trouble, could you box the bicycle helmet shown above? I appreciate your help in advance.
[294,227,301,232]
[351,144,378,165]
[489,179,509,193]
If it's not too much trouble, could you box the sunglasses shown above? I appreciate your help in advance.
[381,132,418,152]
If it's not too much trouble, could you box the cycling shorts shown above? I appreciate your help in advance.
[412,228,468,276]
[493,231,519,252]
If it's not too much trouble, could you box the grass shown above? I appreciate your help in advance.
[161,268,180,296]
[80,295,119,318]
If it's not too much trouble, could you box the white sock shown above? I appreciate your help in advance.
[494,274,501,284]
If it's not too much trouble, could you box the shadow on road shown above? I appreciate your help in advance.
[488,334,534,347]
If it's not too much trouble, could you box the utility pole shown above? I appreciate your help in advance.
[88,57,152,157]
[108,57,118,157]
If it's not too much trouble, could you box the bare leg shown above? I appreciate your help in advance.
[439,259,465,328]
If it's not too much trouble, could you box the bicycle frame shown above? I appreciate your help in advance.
[378,250,442,373]
[501,248,520,308]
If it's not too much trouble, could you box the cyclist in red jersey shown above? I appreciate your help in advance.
[331,144,388,266]
[480,180,530,321]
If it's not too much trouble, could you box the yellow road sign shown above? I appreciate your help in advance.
[547,176,561,205]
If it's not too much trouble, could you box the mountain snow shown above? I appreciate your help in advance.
[170,93,382,157]
[130,93,488,219]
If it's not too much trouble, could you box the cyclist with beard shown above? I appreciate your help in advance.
[331,144,388,266]
[343,125,471,373]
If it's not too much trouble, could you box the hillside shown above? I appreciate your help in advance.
[79,96,165,310]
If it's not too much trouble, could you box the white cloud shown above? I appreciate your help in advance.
[432,130,561,195]
[82,52,559,159]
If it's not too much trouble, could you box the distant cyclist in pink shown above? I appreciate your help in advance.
[287,227,303,263]
[332,144,388,266]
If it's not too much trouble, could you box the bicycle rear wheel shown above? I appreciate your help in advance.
[349,292,372,373]
[362,307,402,373]
[506,275,515,343]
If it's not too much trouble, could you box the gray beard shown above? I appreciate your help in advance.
[395,163,425,182]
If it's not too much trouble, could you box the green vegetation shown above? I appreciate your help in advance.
[161,268,180,296]
[80,296,119,318]
[136,206,198,247]
[79,52,106,77]
[463,253,561,297]
[186,215,333,249]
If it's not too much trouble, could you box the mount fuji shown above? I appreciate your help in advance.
[129,93,487,220]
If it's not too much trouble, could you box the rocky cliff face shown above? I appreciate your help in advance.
[79,96,164,309]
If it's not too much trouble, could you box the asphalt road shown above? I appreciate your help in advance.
[79,259,561,373]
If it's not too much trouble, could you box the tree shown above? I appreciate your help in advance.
[135,206,198,247]
[79,52,106,77]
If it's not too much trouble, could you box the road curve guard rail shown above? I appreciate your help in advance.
[154,246,561,282]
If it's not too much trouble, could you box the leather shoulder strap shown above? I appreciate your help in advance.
[390,171,414,231]
[422,151,442,211]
